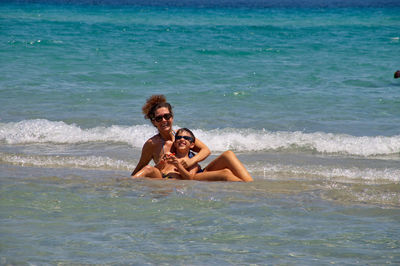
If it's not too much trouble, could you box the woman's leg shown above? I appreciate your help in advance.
[194,168,242,182]
[132,165,163,179]
[203,150,253,182]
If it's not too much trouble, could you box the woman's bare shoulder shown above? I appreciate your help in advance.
[144,134,163,147]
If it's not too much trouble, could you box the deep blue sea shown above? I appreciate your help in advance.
[1,1,400,264]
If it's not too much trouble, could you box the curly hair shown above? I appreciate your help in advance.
[142,95,173,120]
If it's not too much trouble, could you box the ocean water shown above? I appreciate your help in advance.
[1,1,400,264]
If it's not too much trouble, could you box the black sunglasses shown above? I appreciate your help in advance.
[153,113,173,122]
[175,135,194,142]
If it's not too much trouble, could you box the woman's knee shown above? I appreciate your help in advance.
[221,150,236,159]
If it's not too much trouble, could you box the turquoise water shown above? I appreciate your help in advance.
[1,2,400,264]
[2,4,400,135]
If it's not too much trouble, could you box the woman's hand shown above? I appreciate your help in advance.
[179,157,194,169]
[163,152,177,164]
[165,153,184,171]
[155,159,166,170]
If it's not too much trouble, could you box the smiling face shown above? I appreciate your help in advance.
[152,107,173,133]
[174,130,195,154]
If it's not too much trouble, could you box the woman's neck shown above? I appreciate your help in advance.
[158,130,174,142]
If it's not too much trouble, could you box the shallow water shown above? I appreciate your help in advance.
[1,166,399,264]
[1,165,400,265]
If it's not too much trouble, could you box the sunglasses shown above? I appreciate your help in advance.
[153,113,173,122]
[175,135,194,142]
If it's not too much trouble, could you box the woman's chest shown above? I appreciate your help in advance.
[153,140,174,163]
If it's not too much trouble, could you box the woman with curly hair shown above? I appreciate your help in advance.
[131,95,253,182]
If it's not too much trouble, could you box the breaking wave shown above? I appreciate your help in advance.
[1,119,399,157]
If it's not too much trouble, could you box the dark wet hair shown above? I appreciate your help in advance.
[142,95,173,121]
[175,128,196,143]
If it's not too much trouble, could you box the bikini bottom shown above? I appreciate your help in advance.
[162,173,173,179]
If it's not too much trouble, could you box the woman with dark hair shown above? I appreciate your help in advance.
[132,127,249,182]
[132,128,203,180]
[131,95,253,182]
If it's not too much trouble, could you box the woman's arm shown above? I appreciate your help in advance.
[169,156,199,180]
[131,140,154,176]
[175,161,194,180]
[182,138,211,169]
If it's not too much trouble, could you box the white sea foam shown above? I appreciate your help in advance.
[1,152,398,182]
[259,163,400,182]
[0,152,133,171]
[195,128,400,157]
[1,119,399,157]
[0,119,156,148]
